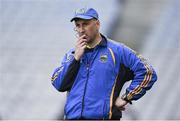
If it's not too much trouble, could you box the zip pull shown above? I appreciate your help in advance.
[86,63,90,70]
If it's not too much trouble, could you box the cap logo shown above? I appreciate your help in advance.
[71,8,98,22]
[75,8,87,15]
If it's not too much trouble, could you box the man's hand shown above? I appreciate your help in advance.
[74,35,87,61]
[115,97,128,111]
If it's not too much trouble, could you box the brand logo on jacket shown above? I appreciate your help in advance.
[99,54,108,63]
[66,54,74,62]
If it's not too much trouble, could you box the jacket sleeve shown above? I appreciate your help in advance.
[120,44,157,101]
[51,50,80,92]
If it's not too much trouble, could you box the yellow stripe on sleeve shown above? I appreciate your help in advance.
[127,64,152,100]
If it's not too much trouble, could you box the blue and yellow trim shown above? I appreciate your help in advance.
[109,76,118,119]
[127,63,153,100]
[108,47,116,65]
[107,47,116,119]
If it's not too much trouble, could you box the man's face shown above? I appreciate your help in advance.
[74,19,100,43]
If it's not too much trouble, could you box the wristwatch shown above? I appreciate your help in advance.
[121,94,132,104]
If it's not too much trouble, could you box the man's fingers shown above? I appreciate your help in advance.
[115,97,128,111]
[82,45,87,49]
[80,42,87,47]
[77,39,87,45]
[76,42,87,49]
[117,106,126,111]
[78,34,86,40]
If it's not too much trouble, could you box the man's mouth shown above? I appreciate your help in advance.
[83,35,88,40]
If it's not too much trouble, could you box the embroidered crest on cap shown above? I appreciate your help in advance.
[75,8,87,15]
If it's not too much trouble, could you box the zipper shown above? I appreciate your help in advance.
[80,48,99,118]
[103,100,107,120]
[81,63,90,118]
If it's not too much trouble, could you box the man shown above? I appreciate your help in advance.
[51,8,157,120]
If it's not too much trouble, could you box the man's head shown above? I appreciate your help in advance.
[71,8,100,43]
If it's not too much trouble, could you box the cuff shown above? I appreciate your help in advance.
[121,93,132,104]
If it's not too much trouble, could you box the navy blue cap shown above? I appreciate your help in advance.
[71,8,99,22]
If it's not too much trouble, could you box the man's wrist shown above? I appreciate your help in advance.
[121,94,132,104]
[74,54,80,61]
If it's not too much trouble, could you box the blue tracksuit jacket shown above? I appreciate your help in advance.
[51,34,157,119]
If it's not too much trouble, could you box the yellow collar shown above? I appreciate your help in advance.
[86,40,101,49]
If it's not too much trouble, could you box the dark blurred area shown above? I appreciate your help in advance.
[0,0,179,120]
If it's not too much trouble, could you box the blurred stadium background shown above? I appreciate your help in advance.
[0,0,179,120]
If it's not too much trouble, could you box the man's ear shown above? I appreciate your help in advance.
[96,20,100,29]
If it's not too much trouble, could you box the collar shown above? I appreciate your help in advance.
[98,33,107,47]
[86,33,107,51]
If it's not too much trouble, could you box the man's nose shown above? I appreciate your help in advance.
[78,26,85,33]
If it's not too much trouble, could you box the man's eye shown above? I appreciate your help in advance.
[76,25,80,28]
[83,23,89,26]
